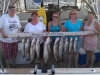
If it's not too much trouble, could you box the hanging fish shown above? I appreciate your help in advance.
[64,37,69,54]
[30,38,36,63]
[25,38,31,61]
[69,37,73,53]
[21,38,25,58]
[59,37,64,61]
[53,37,60,61]
[36,38,40,59]
[47,37,51,56]
[73,37,78,53]
[43,37,51,64]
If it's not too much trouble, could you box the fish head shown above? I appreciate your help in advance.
[55,37,60,44]
[46,37,51,43]
[26,38,30,43]
[65,37,68,42]
[31,38,36,46]
[75,37,78,40]
[70,37,73,41]
[36,38,40,44]
[60,37,64,43]
[22,39,25,43]
[32,38,36,43]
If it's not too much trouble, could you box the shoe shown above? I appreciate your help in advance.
[57,62,63,67]
[81,64,89,67]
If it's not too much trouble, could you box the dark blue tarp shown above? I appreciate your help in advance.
[34,0,41,3]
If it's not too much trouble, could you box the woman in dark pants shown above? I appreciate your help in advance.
[48,12,62,66]
[24,12,46,68]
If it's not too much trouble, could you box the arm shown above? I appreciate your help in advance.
[63,21,67,32]
[60,21,63,31]
[0,28,7,38]
[17,15,21,33]
[48,22,50,32]
[94,21,100,34]
[0,15,7,38]
[18,28,21,33]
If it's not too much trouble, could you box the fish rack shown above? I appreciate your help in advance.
[0,31,94,37]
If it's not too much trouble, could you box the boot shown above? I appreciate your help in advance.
[74,53,79,68]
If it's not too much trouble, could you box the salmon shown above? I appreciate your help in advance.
[69,37,73,53]
[36,38,40,59]
[73,37,78,53]
[53,37,60,61]
[64,37,69,54]
[30,38,36,62]
[25,38,31,61]
[59,37,64,61]
[21,38,25,58]
[43,37,51,64]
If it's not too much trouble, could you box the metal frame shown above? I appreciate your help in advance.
[83,0,100,21]
[1,0,11,14]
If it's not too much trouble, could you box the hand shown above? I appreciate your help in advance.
[17,36,20,38]
[79,35,83,38]
[44,36,47,41]
[2,34,8,38]
[86,33,94,36]
[28,36,32,39]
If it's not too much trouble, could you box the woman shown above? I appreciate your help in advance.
[24,12,46,68]
[63,9,82,68]
[82,12,100,68]
[48,12,62,66]
[0,5,21,68]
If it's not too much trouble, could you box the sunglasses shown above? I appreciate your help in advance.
[70,13,76,15]
[53,16,58,18]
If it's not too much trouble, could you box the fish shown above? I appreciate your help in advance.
[59,37,64,61]
[30,38,36,63]
[73,37,78,53]
[25,38,31,61]
[36,38,40,59]
[64,37,69,54]
[21,38,25,58]
[69,37,73,53]
[46,37,51,56]
[43,37,51,64]
[53,37,60,61]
